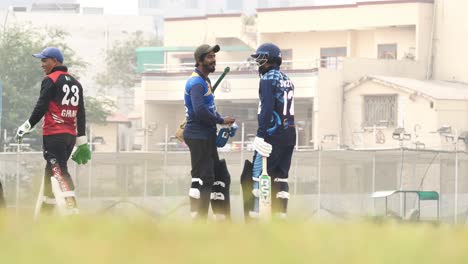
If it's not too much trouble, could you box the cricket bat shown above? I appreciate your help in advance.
[211,66,230,93]
[258,156,271,219]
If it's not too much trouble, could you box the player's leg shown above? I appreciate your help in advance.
[39,166,57,214]
[0,179,5,209]
[240,159,253,221]
[43,134,79,216]
[268,145,294,218]
[241,152,263,220]
[185,137,215,220]
[211,159,231,220]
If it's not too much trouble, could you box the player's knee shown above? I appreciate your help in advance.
[189,178,203,199]
[210,180,226,201]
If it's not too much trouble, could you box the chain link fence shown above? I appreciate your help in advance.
[1,148,467,223]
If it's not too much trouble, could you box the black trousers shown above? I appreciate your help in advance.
[42,134,76,203]
[252,145,294,214]
[185,134,219,219]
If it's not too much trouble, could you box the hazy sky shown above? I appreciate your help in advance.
[0,0,390,15]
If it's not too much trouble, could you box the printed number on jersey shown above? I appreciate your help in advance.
[61,84,80,106]
[283,90,294,116]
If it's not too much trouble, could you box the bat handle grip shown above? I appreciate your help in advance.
[262,156,267,174]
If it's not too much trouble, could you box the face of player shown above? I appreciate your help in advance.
[201,51,216,73]
[258,62,271,76]
[40,57,60,74]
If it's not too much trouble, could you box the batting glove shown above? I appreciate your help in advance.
[253,136,272,157]
[72,136,92,165]
[15,120,33,142]
[229,122,238,137]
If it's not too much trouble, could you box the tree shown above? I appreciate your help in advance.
[85,96,116,124]
[0,24,82,136]
[95,31,160,91]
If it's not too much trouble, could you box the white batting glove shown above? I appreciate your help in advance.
[253,136,272,157]
[15,120,33,141]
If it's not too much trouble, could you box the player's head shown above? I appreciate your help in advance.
[32,47,64,74]
[194,44,220,73]
[251,43,282,68]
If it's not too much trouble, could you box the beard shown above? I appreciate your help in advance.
[202,61,216,73]
[258,64,269,76]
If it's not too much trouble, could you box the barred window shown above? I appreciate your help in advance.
[363,95,397,127]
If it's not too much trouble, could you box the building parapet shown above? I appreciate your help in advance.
[142,59,338,76]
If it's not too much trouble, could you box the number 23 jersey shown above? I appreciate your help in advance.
[28,66,86,137]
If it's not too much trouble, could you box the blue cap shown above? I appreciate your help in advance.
[32,47,64,63]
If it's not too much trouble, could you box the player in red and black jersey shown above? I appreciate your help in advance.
[16,47,91,216]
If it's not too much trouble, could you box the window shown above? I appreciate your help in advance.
[363,95,397,127]
[226,0,242,10]
[378,44,397,59]
[280,0,290,7]
[82,7,104,14]
[281,49,293,69]
[185,0,198,8]
[139,0,160,8]
[320,47,346,68]
[258,0,269,8]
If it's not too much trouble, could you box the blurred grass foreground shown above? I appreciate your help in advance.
[0,213,467,264]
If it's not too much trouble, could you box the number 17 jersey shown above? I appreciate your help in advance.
[257,67,296,146]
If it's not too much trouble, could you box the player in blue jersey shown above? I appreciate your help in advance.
[241,43,296,219]
[183,44,235,220]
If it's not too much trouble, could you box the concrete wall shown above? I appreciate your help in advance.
[90,123,118,152]
[262,27,416,62]
[341,81,462,149]
[256,2,429,33]
[342,58,427,83]
[432,0,468,83]
[314,68,344,149]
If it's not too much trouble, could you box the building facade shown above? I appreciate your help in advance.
[133,0,468,152]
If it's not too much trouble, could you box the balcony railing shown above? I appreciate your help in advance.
[142,59,325,74]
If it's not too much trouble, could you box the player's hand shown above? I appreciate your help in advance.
[15,120,33,142]
[253,136,272,157]
[72,136,92,165]
[222,116,235,125]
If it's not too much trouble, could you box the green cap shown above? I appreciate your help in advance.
[194,44,220,62]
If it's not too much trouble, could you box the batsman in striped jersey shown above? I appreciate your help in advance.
[241,43,296,220]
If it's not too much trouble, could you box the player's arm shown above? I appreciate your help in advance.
[76,84,86,137]
[16,78,55,139]
[190,84,224,126]
[254,79,274,157]
[28,78,56,127]
[257,79,275,138]
[72,83,91,165]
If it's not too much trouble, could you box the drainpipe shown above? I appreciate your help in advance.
[425,0,437,80]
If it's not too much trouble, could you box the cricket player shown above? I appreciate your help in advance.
[16,47,91,216]
[183,44,235,220]
[241,43,296,219]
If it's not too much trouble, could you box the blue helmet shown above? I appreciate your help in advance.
[251,43,282,67]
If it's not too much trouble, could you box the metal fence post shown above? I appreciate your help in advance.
[317,148,322,217]
[455,149,459,224]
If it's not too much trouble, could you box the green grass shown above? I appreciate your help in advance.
[0,213,467,264]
